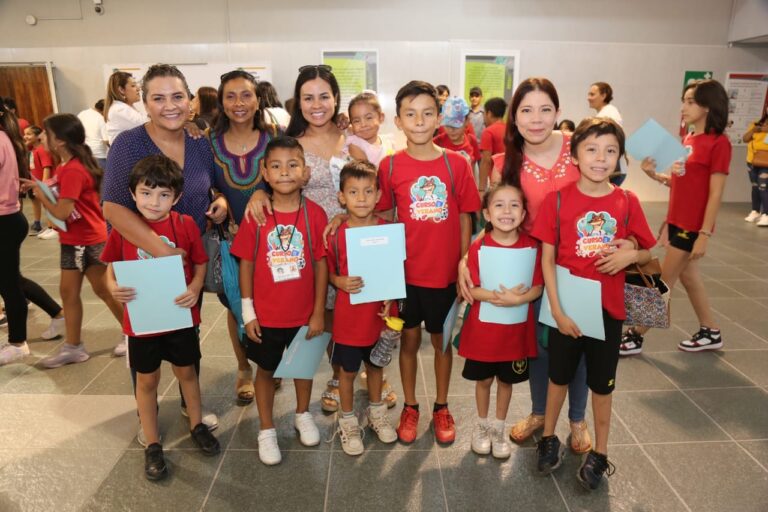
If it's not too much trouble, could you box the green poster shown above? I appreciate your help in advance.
[322,51,377,113]
[464,55,516,102]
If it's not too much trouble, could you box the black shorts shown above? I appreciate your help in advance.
[330,341,380,373]
[667,223,698,253]
[128,327,201,374]
[462,358,530,384]
[243,326,301,372]
[60,243,107,272]
[547,310,623,395]
[400,283,457,333]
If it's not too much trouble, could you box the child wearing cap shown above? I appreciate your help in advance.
[434,96,481,167]
[467,87,485,141]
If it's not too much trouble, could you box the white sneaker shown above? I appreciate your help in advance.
[745,210,761,222]
[366,403,397,443]
[40,316,65,340]
[338,414,364,456]
[0,342,30,366]
[40,343,89,369]
[757,214,768,227]
[113,336,127,357]
[471,420,491,455]
[491,420,511,459]
[38,228,59,240]
[180,406,219,432]
[258,428,282,465]
[294,411,320,446]
[136,424,163,448]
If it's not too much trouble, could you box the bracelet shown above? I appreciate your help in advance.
[698,230,712,238]
[241,298,257,324]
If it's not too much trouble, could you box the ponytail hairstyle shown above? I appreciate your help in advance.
[0,96,30,179]
[683,80,729,135]
[103,71,134,122]
[482,182,527,233]
[501,78,560,188]
[286,65,341,138]
[213,70,267,135]
[43,113,103,191]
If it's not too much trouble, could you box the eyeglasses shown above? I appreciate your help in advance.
[298,64,333,74]
[220,69,256,82]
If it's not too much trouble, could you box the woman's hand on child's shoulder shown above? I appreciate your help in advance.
[244,189,272,226]
[322,214,349,248]
[489,284,529,307]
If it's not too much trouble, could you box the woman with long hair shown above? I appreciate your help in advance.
[104,71,146,145]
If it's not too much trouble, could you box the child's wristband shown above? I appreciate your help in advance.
[241,298,257,324]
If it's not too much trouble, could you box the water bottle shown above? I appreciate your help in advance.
[369,316,405,367]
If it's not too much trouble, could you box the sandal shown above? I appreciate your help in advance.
[321,379,340,413]
[568,420,592,454]
[382,379,397,409]
[236,368,254,405]
[508,413,544,443]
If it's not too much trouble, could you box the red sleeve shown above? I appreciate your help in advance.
[184,216,208,265]
[711,136,732,175]
[100,230,124,263]
[57,167,86,201]
[469,135,481,163]
[479,129,494,152]
[467,240,481,287]
[310,205,328,263]
[453,154,481,213]
[376,156,394,212]
[531,244,544,287]
[530,192,557,245]
[626,192,657,250]
[38,148,53,168]
[231,216,258,261]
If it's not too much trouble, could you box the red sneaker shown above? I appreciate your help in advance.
[396,406,420,443]
[432,408,456,444]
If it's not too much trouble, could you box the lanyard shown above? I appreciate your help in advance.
[272,198,303,252]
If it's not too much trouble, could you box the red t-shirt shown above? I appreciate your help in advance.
[29,145,53,181]
[436,125,474,138]
[668,133,731,232]
[458,233,543,362]
[100,212,208,336]
[327,219,392,347]
[532,183,656,321]
[18,118,30,135]
[376,149,481,288]
[231,198,327,328]
[56,158,107,246]
[433,132,481,165]
[479,121,506,155]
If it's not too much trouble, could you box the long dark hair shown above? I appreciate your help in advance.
[683,80,729,135]
[43,114,103,191]
[213,70,268,135]
[0,97,30,179]
[256,81,283,109]
[285,66,341,138]
[500,78,560,188]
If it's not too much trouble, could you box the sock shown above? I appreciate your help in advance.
[369,401,383,409]
[477,416,488,426]
[433,402,447,412]
[493,418,505,432]
[405,403,419,412]
[341,410,355,419]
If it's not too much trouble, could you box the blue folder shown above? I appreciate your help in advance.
[273,327,332,379]
[478,246,537,325]
[442,299,460,352]
[34,179,67,232]
[625,118,688,173]
[539,265,605,341]
[345,223,406,305]
[112,255,193,335]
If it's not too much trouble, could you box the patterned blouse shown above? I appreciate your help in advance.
[302,147,351,220]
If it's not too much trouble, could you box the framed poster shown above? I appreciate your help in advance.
[460,51,520,103]
[724,72,768,146]
[321,50,378,113]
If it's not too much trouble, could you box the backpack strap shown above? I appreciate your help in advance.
[441,150,456,196]
[301,197,315,266]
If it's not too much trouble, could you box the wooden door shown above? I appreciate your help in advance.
[0,65,55,128]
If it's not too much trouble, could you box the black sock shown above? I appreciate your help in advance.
[405,403,419,412]
[433,402,447,412]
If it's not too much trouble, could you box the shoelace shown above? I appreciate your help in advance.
[584,453,616,478]
[325,412,366,444]
[434,411,454,429]
[369,410,395,434]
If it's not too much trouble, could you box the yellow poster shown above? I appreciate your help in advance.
[322,51,377,113]
[464,61,505,101]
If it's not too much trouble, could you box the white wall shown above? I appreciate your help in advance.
[1,0,766,202]
[729,0,768,42]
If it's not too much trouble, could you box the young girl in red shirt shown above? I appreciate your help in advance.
[22,114,125,368]
[22,125,53,236]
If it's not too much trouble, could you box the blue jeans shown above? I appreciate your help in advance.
[748,164,768,214]
[529,299,588,422]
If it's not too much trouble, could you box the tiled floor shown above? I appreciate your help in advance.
[1,202,767,512]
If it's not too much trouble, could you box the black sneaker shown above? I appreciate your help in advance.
[28,222,42,236]
[537,435,565,475]
[577,450,615,490]
[619,329,644,356]
[191,422,221,455]
[144,443,168,481]
[678,327,723,352]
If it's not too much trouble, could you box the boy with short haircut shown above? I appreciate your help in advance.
[327,161,399,456]
[479,97,508,193]
[102,155,220,482]
[231,136,329,466]
[433,96,481,167]
[377,80,481,444]
[467,86,485,140]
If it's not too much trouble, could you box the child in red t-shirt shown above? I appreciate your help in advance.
[327,161,399,456]
[376,81,481,445]
[231,136,328,466]
[531,118,656,490]
[433,96,481,167]
[478,97,508,192]
[22,125,53,235]
[102,155,220,480]
[22,114,125,369]
[460,183,543,459]
[623,80,732,356]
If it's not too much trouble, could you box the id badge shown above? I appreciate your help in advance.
[271,262,301,282]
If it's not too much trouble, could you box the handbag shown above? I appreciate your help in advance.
[752,149,768,168]
[624,259,670,329]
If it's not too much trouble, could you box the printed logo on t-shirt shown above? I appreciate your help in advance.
[409,175,449,223]
[575,211,617,258]
[266,224,305,282]
[137,236,175,260]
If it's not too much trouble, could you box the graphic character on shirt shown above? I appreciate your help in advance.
[266,224,306,273]
[410,175,449,223]
[137,235,176,260]
[575,211,617,257]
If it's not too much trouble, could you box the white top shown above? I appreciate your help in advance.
[264,107,291,130]
[106,101,147,145]
[596,104,623,126]
[77,108,108,159]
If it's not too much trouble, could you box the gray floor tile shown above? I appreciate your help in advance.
[646,351,755,389]
[740,440,768,468]
[718,350,768,385]
[164,355,240,398]
[149,395,242,451]
[1,356,114,395]
[645,442,768,512]
[616,356,677,391]
[686,387,768,440]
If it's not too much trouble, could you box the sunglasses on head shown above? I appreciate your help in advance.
[298,64,333,74]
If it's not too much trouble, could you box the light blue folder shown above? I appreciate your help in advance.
[346,223,406,305]
[34,179,67,232]
[625,118,688,173]
[479,246,537,325]
[273,328,332,379]
[112,255,192,335]
[442,299,460,352]
[539,265,605,341]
